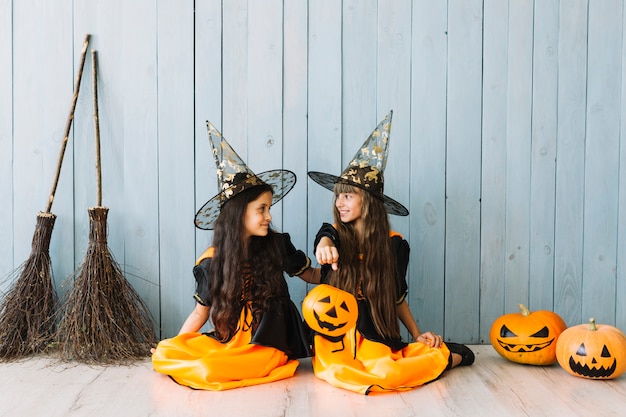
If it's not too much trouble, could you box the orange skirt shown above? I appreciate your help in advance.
[152,308,299,390]
[312,328,450,394]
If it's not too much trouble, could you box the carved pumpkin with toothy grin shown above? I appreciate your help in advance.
[490,304,567,365]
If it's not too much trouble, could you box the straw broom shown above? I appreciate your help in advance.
[56,50,157,364]
[0,34,91,360]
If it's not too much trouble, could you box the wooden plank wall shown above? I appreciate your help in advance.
[1,0,625,343]
[0,0,13,293]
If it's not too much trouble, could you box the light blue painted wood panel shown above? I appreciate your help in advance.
[0,0,14,289]
[410,0,448,338]
[222,0,248,154]
[247,0,284,225]
[377,0,411,233]
[554,1,588,327]
[116,0,161,330]
[11,0,75,293]
[618,6,626,333]
[194,0,222,234]
[445,0,482,343]
[193,0,222,334]
[377,0,413,338]
[307,0,342,253]
[283,0,312,306]
[529,0,558,313]
[582,0,621,325]
[156,0,195,339]
[504,0,532,313]
[480,0,508,342]
[342,0,377,160]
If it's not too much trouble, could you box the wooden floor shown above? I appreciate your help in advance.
[1,345,624,417]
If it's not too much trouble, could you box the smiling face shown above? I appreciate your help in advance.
[334,186,363,228]
[243,190,273,238]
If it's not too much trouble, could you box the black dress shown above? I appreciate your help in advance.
[314,222,410,350]
[192,232,313,359]
[306,223,450,394]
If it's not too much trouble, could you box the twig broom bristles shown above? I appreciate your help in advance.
[56,49,157,364]
[0,34,91,360]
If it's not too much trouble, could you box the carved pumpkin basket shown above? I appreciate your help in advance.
[490,304,567,365]
[302,284,358,339]
[556,318,626,380]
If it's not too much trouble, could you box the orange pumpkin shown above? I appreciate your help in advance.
[556,318,626,379]
[490,304,567,365]
[302,284,358,339]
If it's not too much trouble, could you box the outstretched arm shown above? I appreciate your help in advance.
[295,235,338,284]
[315,236,339,271]
[397,300,420,340]
[297,267,322,284]
[178,303,211,335]
[397,300,443,348]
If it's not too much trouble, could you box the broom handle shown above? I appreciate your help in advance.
[45,33,91,213]
[92,49,102,207]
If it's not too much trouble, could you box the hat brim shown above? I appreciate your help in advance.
[195,169,297,230]
[308,171,409,216]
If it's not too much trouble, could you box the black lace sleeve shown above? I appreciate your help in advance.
[280,233,312,277]
[390,235,410,303]
[314,222,339,249]
[192,257,212,306]
[314,223,339,284]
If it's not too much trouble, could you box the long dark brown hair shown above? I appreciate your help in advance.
[208,184,285,341]
[325,183,401,339]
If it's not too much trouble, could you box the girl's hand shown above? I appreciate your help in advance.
[416,331,443,348]
[315,237,339,271]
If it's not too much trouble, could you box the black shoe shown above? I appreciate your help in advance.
[446,342,475,366]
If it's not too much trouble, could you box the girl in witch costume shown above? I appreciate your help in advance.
[151,121,317,391]
[301,111,474,395]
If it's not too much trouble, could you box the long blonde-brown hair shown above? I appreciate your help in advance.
[325,183,401,339]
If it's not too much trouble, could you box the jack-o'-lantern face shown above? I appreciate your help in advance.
[556,318,626,380]
[568,343,616,378]
[490,304,567,365]
[302,284,358,338]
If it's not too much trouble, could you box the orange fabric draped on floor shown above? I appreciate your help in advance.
[152,306,299,391]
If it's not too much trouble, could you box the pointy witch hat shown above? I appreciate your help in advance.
[308,110,408,216]
[194,121,297,230]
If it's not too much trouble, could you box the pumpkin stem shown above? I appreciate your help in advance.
[517,304,531,317]
[589,317,597,331]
